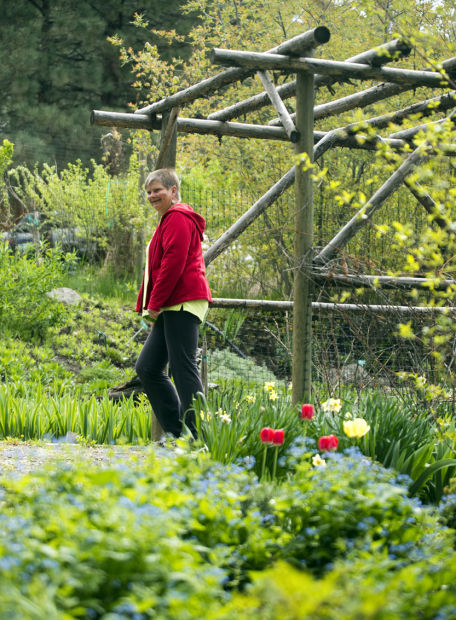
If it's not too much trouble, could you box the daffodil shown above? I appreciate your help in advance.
[312,454,326,467]
[269,390,278,401]
[416,375,426,388]
[246,394,256,403]
[220,413,232,424]
[343,417,370,438]
[264,381,276,392]
[321,398,342,413]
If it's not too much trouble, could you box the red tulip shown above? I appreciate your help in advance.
[301,403,315,420]
[318,434,338,452]
[272,429,285,445]
[260,427,274,444]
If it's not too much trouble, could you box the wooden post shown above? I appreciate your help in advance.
[292,68,314,405]
[156,108,179,169]
[150,109,179,442]
[201,333,208,398]
[155,108,179,169]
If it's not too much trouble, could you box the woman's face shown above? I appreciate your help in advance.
[146,181,177,215]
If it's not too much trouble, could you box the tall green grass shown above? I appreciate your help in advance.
[63,263,138,303]
[0,385,152,444]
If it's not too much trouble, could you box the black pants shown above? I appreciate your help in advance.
[135,309,202,438]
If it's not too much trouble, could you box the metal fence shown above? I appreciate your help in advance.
[179,182,444,389]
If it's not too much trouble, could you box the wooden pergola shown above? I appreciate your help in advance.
[92,26,456,405]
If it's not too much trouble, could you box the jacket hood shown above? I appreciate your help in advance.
[162,203,206,239]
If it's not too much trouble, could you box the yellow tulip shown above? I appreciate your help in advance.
[343,417,370,438]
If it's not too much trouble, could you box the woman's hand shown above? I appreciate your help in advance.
[147,309,160,320]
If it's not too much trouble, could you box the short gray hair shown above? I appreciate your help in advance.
[144,168,181,200]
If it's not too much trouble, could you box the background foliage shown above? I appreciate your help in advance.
[0,0,197,168]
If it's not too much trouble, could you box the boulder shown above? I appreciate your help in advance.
[47,287,82,306]
[328,363,371,387]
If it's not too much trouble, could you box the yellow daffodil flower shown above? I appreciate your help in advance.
[312,454,326,467]
[321,398,342,413]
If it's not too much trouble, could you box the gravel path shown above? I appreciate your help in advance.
[0,440,152,477]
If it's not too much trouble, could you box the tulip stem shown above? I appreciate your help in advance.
[272,446,279,480]
[261,444,268,480]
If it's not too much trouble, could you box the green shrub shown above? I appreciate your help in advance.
[217,554,456,619]
[0,449,260,617]
[440,477,456,531]
[0,245,75,340]
[0,446,453,618]
[9,156,148,277]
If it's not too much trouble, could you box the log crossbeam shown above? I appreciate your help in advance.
[312,272,456,291]
[210,48,455,90]
[257,70,298,142]
[209,38,412,122]
[211,298,456,314]
[270,88,456,129]
[91,109,412,151]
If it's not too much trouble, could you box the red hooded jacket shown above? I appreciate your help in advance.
[135,203,212,313]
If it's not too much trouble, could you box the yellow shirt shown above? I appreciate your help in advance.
[162,299,209,323]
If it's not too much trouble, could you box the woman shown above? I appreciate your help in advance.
[135,168,212,439]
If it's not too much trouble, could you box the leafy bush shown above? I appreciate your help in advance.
[440,477,456,531]
[8,156,148,276]
[270,446,450,573]
[0,139,14,223]
[217,554,456,619]
[0,244,75,339]
[0,448,261,617]
[0,446,453,618]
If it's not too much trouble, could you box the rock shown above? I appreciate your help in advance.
[328,363,371,387]
[46,287,82,305]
